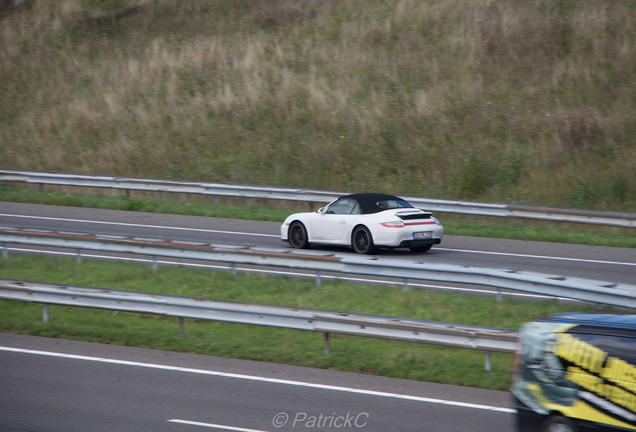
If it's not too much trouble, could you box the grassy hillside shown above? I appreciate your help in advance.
[1,0,635,210]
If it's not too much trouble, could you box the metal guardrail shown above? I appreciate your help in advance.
[1,227,635,309]
[1,169,634,228]
[0,278,518,371]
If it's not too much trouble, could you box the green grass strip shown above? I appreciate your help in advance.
[0,255,617,390]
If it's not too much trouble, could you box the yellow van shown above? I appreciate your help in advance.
[511,313,636,432]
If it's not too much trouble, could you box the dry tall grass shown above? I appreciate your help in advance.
[1,0,635,210]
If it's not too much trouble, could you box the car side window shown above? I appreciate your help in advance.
[327,198,357,215]
[351,202,361,214]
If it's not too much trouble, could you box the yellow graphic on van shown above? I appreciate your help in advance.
[603,356,636,394]
[553,332,636,424]
[554,333,607,374]
[525,383,636,430]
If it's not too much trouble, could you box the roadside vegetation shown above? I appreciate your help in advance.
[1,0,635,211]
[0,255,621,391]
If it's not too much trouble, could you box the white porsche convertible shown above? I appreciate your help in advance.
[281,193,443,254]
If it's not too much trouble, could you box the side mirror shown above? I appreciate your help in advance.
[317,207,326,214]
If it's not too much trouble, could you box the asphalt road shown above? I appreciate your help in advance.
[0,202,634,431]
[0,333,515,432]
[0,202,634,287]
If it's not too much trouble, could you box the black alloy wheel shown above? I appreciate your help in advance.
[352,226,377,254]
[288,222,309,249]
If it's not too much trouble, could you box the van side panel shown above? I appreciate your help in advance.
[511,316,636,432]
[555,332,636,429]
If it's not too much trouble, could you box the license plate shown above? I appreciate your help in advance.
[413,232,433,240]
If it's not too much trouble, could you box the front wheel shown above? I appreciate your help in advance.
[288,222,309,249]
[540,415,578,432]
[352,226,377,254]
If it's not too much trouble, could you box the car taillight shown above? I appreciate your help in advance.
[381,221,405,228]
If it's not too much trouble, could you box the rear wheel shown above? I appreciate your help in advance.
[352,226,377,254]
[539,415,578,432]
[288,222,309,249]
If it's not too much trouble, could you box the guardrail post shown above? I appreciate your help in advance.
[152,256,158,273]
[316,271,321,287]
[485,351,492,372]
[76,249,82,264]
[178,317,184,336]
[232,263,238,278]
[324,332,330,354]
[2,242,7,259]
[42,304,49,323]
[403,278,409,293]
[496,288,502,303]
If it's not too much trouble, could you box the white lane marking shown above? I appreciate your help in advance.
[436,247,635,267]
[169,419,268,431]
[0,346,514,414]
[4,246,557,300]
[0,213,280,238]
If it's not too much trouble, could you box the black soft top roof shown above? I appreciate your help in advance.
[340,193,412,214]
